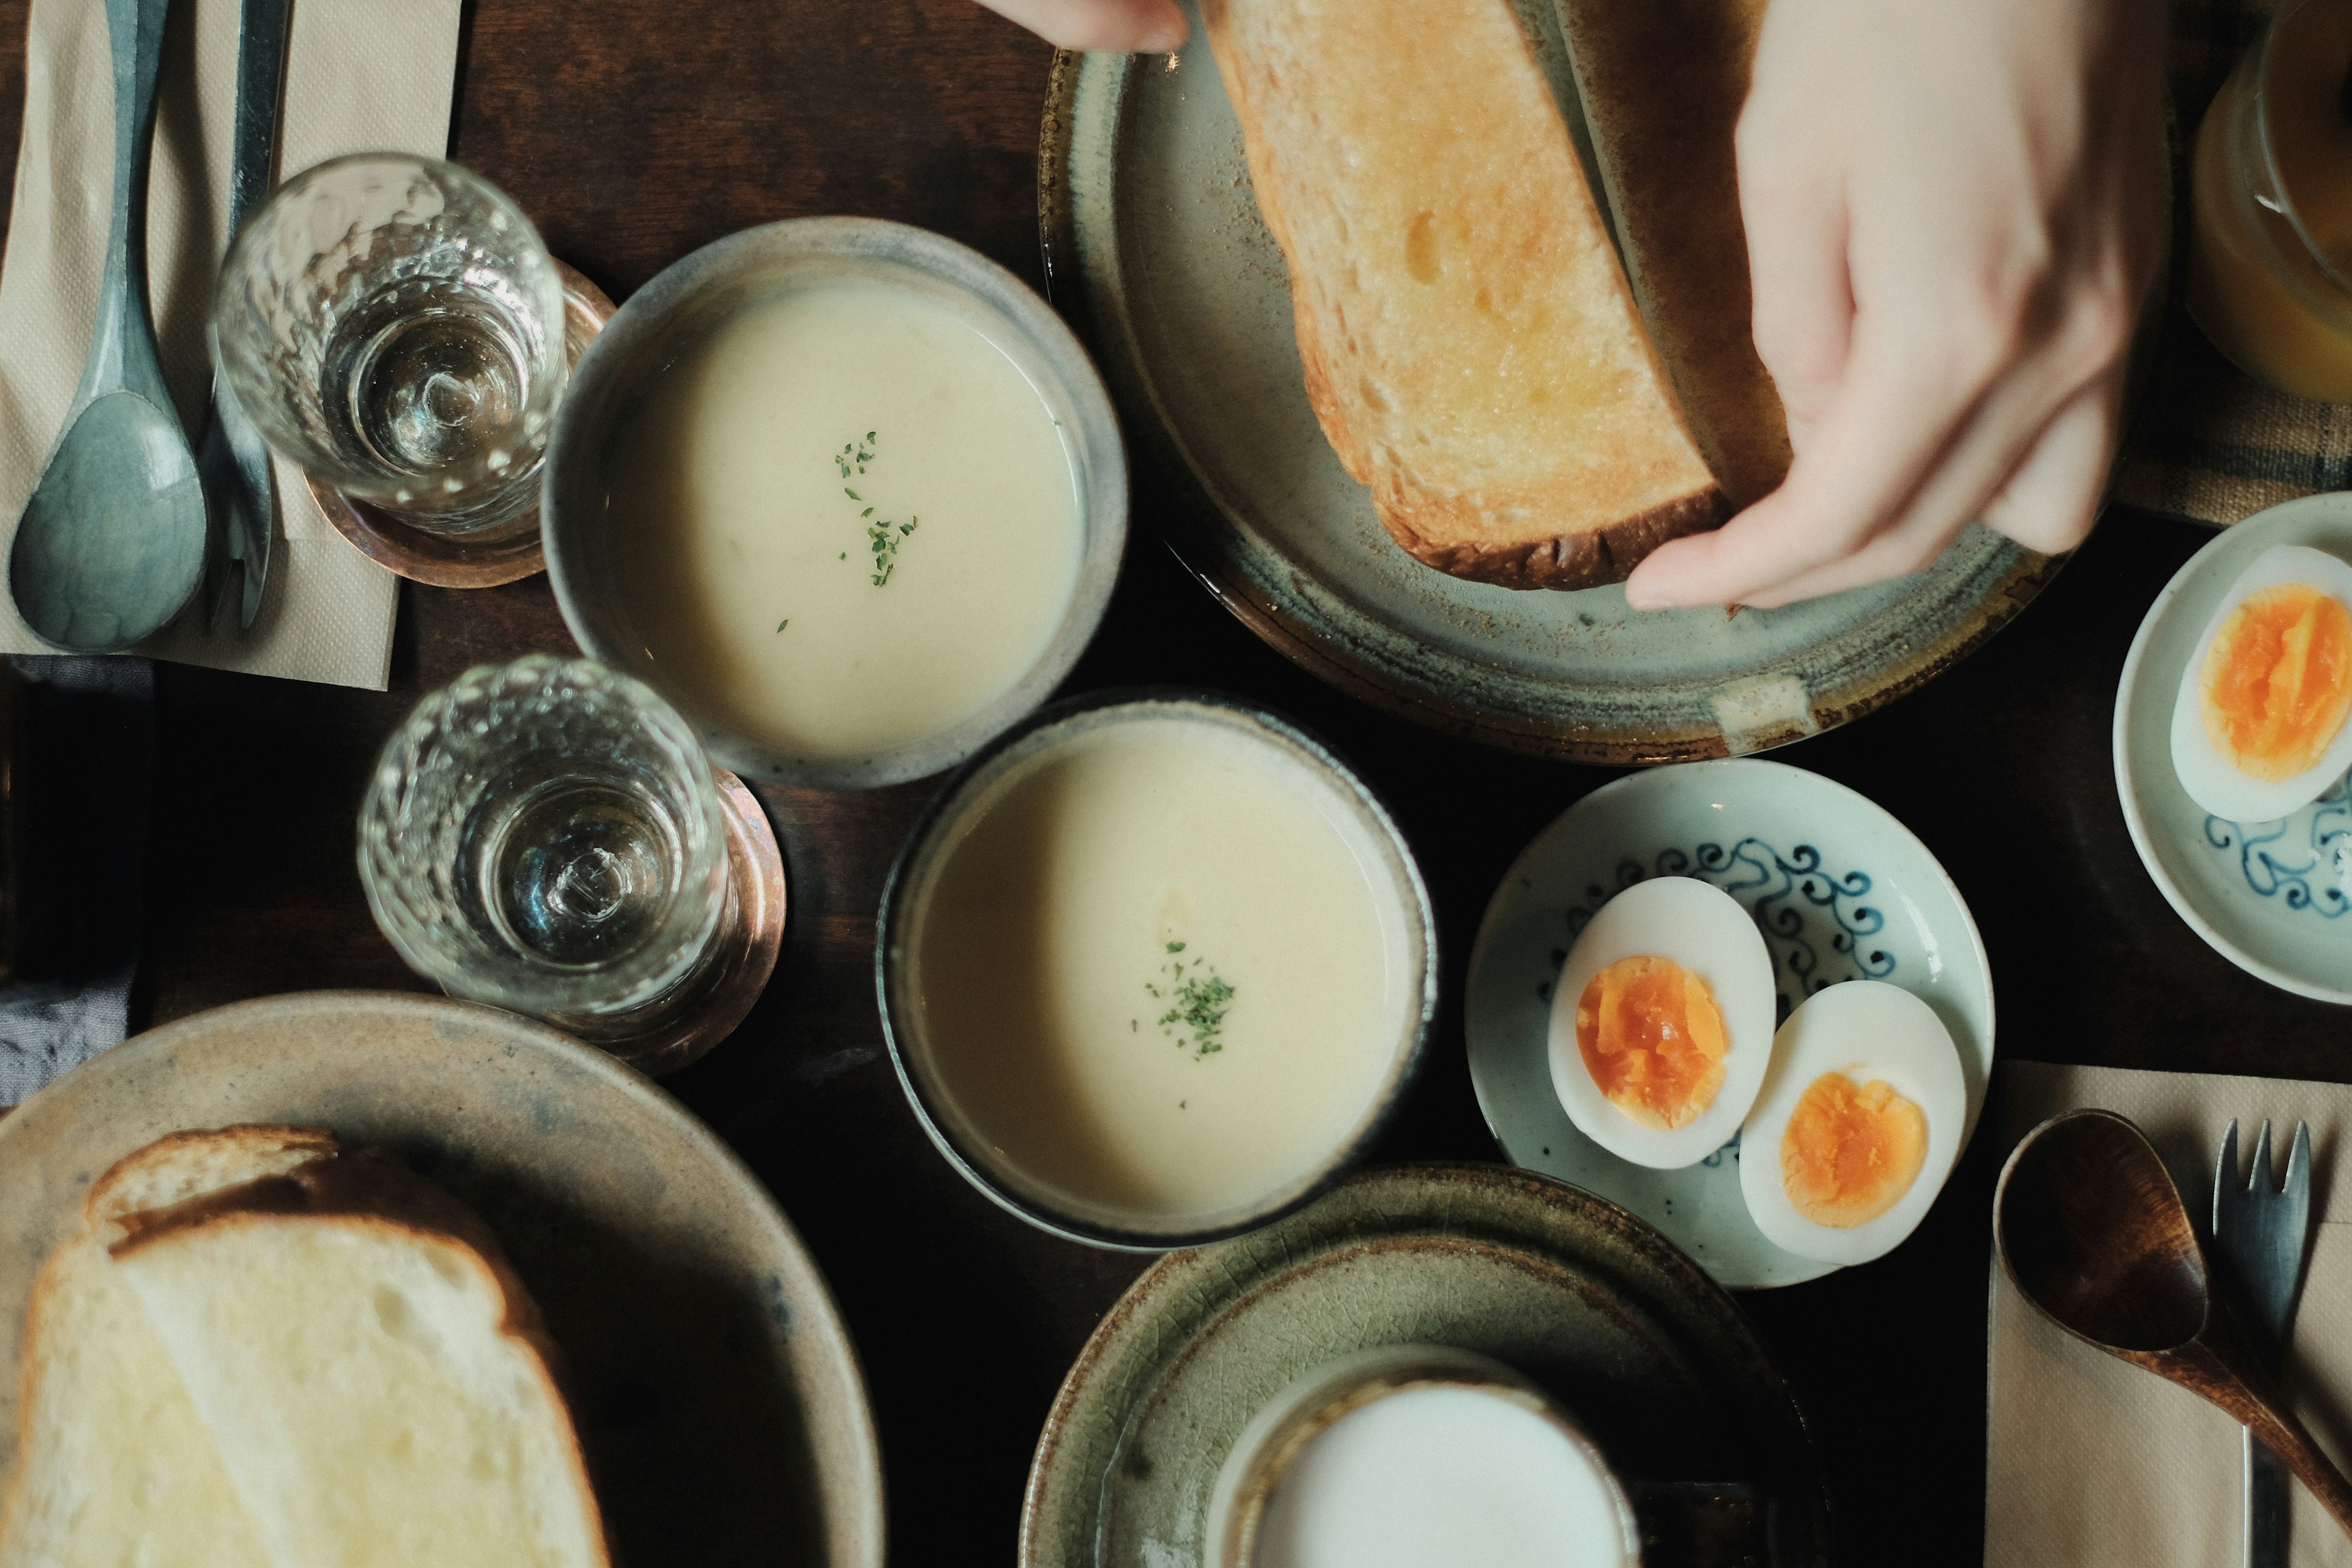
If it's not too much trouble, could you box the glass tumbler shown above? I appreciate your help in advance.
[359,656,735,1042]
[211,154,567,535]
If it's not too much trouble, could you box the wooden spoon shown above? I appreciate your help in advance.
[1994,1109,2352,1536]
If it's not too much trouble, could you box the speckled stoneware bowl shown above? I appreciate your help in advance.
[2116,493,2352,1002]
[1464,758,1995,1289]
[1038,0,2103,762]
[543,216,1128,790]
[0,992,883,1568]
[876,689,1437,1251]
[1019,1164,1829,1568]
[1202,1344,1640,1568]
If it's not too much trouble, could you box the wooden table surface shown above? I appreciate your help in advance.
[4,3,2339,1562]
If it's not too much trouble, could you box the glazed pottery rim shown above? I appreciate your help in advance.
[0,988,888,1567]
[1468,755,2000,1151]
[875,686,1439,1251]
[2113,495,2352,1005]
[1017,1161,1830,1568]
[1203,1343,1641,1568]
[542,214,1129,791]
[1035,47,2098,766]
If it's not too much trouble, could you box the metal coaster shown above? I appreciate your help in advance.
[308,260,616,589]
[599,769,788,1078]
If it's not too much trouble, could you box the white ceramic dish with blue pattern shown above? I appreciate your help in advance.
[1464,759,1996,1289]
[2115,493,2352,1003]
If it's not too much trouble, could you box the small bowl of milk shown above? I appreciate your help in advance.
[1205,1345,1640,1568]
[543,217,1126,790]
[878,690,1437,1250]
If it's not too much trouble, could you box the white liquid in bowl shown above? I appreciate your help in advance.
[606,277,1083,761]
[1256,1385,1634,1568]
[908,717,1411,1229]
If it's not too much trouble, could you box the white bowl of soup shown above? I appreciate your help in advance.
[878,692,1436,1249]
[544,218,1125,789]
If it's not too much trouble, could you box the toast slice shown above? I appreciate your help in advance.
[109,1146,611,1568]
[0,1126,333,1568]
[1556,0,1792,509]
[1202,0,1725,590]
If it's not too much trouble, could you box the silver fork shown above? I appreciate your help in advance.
[2213,1120,2316,1568]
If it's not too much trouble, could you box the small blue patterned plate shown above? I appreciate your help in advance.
[1464,759,1996,1288]
[2115,493,2352,1003]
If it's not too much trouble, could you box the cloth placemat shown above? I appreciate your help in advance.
[2118,0,2352,526]
[0,0,464,690]
[1986,1060,2352,1567]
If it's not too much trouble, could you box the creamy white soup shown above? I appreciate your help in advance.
[606,276,1082,761]
[910,718,1408,1225]
[1256,1386,1632,1568]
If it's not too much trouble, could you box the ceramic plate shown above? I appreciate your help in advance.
[0,992,883,1567]
[1037,1,2061,763]
[2115,494,2352,1002]
[1464,760,1996,1289]
[1020,1164,1828,1568]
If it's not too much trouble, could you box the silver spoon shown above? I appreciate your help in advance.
[9,0,207,652]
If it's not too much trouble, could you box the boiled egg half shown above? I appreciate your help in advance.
[2171,543,2352,822]
[1738,981,1964,1266]
[1546,876,1777,1169]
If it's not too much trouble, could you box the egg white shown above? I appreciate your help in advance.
[1737,981,1964,1266]
[1545,876,1777,1170]
[2169,543,2352,823]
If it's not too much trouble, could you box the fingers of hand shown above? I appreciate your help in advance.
[1977,371,2120,557]
[1627,273,2135,612]
[974,0,1186,51]
[1735,116,1852,435]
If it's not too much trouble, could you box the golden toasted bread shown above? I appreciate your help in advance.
[1202,0,1724,589]
[1558,0,1792,509]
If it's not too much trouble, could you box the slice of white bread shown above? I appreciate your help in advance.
[1202,0,1725,590]
[0,1126,334,1568]
[108,1143,612,1568]
[1557,0,1792,510]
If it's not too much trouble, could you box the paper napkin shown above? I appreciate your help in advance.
[1987,1060,2352,1567]
[0,0,465,689]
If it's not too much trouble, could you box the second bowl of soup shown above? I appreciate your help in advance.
[879,692,1436,1248]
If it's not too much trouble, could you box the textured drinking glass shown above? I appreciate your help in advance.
[211,154,567,535]
[359,656,733,1041]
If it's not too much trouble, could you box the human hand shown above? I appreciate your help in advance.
[1623,0,2165,611]
[974,0,1186,51]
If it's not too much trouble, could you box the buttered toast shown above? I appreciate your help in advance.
[1202,0,1725,590]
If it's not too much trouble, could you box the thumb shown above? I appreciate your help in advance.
[974,0,1188,51]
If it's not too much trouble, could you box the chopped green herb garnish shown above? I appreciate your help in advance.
[1145,944,1235,1058]
[845,488,861,501]
[833,432,921,586]
[775,618,789,632]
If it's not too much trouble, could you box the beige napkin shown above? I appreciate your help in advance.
[1988,1061,2352,1567]
[0,0,465,690]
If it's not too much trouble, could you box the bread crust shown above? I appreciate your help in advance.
[1389,486,1727,590]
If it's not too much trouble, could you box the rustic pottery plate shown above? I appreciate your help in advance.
[1036,0,2062,763]
[1020,1163,1829,1568]
[0,991,883,1568]
[2116,493,2352,1003]
[1464,760,1996,1288]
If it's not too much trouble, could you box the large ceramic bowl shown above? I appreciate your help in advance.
[543,217,1128,790]
[876,689,1437,1250]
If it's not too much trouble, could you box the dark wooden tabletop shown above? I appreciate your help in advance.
[3,2,2339,1562]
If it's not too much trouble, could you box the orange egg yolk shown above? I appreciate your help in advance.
[1574,956,1727,1131]
[1779,1072,1928,1229]
[2199,582,2352,782]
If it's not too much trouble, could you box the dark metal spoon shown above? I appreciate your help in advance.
[9,0,206,652]
[1995,1109,2352,1537]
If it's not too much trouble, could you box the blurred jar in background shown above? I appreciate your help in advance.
[2188,0,2352,401]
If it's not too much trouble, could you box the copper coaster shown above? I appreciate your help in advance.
[599,770,788,1078]
[307,260,616,589]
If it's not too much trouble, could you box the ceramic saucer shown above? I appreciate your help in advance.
[1020,1164,1827,1568]
[2115,493,2352,1002]
[1464,758,1996,1289]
